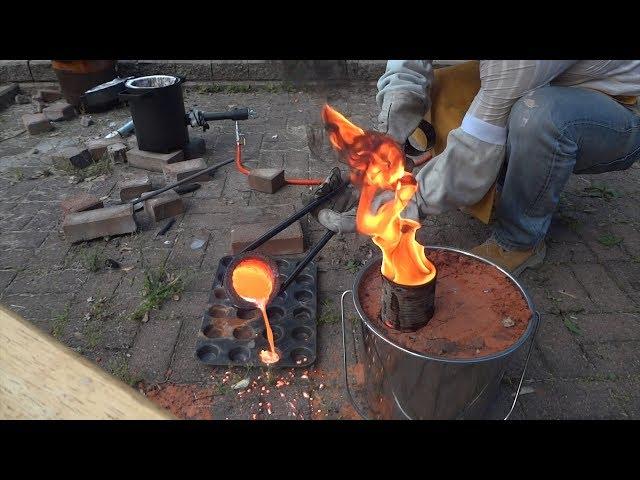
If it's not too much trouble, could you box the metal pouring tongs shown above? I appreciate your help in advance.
[238,180,350,293]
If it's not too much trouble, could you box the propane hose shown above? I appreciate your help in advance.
[235,122,323,186]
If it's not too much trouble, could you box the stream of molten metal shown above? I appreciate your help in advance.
[231,259,279,364]
[322,105,436,286]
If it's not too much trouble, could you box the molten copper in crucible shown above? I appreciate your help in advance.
[224,252,281,365]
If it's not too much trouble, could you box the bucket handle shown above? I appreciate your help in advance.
[340,290,370,420]
[341,288,541,421]
[502,310,541,420]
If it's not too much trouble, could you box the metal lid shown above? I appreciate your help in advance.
[125,75,179,89]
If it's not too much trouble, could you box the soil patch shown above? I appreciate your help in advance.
[358,249,531,359]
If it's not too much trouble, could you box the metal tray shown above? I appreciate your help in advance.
[195,255,317,368]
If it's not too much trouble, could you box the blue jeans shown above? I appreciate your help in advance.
[494,86,640,250]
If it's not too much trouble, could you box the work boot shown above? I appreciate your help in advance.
[471,237,546,276]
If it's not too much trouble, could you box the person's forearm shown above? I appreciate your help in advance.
[376,60,434,143]
[376,60,434,111]
[413,127,505,216]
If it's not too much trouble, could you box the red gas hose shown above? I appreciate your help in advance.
[235,142,323,186]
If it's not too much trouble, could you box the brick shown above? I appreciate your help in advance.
[22,113,53,135]
[144,190,185,222]
[85,137,124,161]
[62,205,137,243]
[163,158,211,183]
[43,100,77,121]
[119,173,152,202]
[107,143,128,163]
[127,148,184,172]
[230,220,304,255]
[53,146,93,169]
[183,137,206,160]
[248,168,286,193]
[34,89,62,103]
[60,193,103,217]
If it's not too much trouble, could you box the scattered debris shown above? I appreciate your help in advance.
[15,94,31,104]
[502,317,515,328]
[80,115,94,127]
[232,378,250,390]
[105,258,120,269]
[271,134,278,140]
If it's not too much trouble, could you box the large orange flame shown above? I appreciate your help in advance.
[322,105,436,286]
[231,258,279,365]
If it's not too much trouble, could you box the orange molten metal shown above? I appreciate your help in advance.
[231,258,279,364]
[322,105,436,286]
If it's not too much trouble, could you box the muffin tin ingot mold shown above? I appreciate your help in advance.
[196,255,317,368]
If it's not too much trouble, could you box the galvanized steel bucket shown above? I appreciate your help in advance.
[340,246,540,420]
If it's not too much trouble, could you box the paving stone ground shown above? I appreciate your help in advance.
[1,85,639,420]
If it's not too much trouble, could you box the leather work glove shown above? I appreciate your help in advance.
[377,91,427,146]
[308,167,421,234]
[308,167,359,234]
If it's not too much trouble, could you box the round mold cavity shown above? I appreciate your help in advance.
[291,326,313,341]
[208,305,230,318]
[273,290,288,303]
[203,325,224,338]
[294,289,313,303]
[276,259,290,270]
[266,306,285,322]
[290,347,313,365]
[237,308,259,320]
[233,325,256,340]
[197,344,221,363]
[294,274,314,286]
[293,307,312,322]
[213,288,227,300]
[262,324,284,342]
[229,346,251,363]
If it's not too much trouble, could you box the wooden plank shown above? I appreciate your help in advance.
[0,304,174,420]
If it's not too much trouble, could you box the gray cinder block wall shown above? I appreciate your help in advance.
[0,60,465,84]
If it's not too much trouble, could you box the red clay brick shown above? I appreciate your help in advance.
[144,190,185,222]
[53,146,93,169]
[128,148,184,172]
[85,138,125,161]
[119,173,153,202]
[163,158,211,183]
[60,193,104,217]
[230,220,304,255]
[248,168,286,193]
[22,113,53,135]
[62,205,137,243]
[43,100,76,121]
[34,89,62,103]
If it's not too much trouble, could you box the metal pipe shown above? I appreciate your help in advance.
[125,157,234,205]
[238,181,348,254]
[279,230,335,293]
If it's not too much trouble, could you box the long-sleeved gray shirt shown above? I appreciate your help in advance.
[376,60,640,216]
